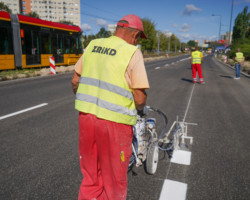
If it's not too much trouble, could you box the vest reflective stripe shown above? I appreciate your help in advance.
[76,93,137,116]
[79,77,134,101]
[192,51,201,64]
[235,52,243,63]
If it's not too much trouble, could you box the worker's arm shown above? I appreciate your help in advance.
[71,71,81,94]
[242,56,245,64]
[132,88,147,111]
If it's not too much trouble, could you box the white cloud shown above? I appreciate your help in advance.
[163,30,173,37]
[96,18,108,27]
[82,24,92,32]
[172,23,178,28]
[178,23,192,32]
[181,4,202,16]
[234,0,250,4]
[177,33,217,42]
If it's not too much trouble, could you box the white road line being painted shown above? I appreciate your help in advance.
[171,150,192,165]
[155,67,161,70]
[182,84,195,122]
[159,82,196,200]
[159,179,187,200]
[0,103,48,120]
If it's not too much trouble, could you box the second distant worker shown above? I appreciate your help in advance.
[191,46,205,84]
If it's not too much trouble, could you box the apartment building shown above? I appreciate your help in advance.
[1,0,20,14]
[1,0,81,27]
[28,0,80,26]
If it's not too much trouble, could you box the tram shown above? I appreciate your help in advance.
[0,11,82,70]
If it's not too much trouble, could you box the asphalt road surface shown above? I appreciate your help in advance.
[0,54,250,200]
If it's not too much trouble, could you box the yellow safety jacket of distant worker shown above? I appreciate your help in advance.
[75,36,138,125]
[192,50,202,64]
[235,52,243,63]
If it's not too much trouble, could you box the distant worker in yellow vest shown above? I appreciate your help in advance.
[234,48,245,80]
[71,14,149,200]
[191,46,205,84]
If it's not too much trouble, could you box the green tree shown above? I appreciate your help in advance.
[159,32,168,51]
[83,34,96,48]
[187,40,196,47]
[139,18,157,53]
[230,6,250,61]
[0,2,12,13]
[26,11,40,18]
[232,6,249,42]
[95,27,111,38]
[59,19,74,25]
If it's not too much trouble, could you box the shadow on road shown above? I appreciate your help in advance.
[220,75,233,79]
[181,78,193,83]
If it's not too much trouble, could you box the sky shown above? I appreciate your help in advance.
[80,0,250,43]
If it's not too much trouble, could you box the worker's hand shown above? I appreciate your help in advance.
[137,106,148,117]
[132,89,147,110]
[71,71,81,94]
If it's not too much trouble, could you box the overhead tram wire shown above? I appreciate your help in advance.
[80,12,117,23]
[81,2,121,18]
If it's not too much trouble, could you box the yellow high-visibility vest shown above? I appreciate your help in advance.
[235,52,243,63]
[75,36,138,125]
[192,51,202,64]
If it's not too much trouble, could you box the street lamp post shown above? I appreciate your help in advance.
[212,14,222,40]
[228,0,234,45]
[157,32,160,56]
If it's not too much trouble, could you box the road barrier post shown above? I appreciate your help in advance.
[50,56,56,75]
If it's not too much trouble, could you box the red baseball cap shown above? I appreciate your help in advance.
[117,14,147,39]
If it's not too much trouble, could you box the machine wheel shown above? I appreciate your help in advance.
[146,143,159,175]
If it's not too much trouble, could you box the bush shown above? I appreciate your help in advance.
[230,39,250,61]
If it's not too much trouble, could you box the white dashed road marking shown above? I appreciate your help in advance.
[171,150,192,165]
[159,179,187,200]
[0,103,48,120]
[159,83,196,199]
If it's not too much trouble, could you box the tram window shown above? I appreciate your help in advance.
[41,32,51,54]
[51,33,57,54]
[64,36,70,54]
[0,27,13,54]
[70,36,77,54]
[58,34,63,54]
[24,30,32,55]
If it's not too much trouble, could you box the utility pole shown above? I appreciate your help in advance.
[175,38,177,53]
[168,36,171,53]
[157,32,160,56]
[228,0,234,45]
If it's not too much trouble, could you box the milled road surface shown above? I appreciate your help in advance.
[0,54,249,200]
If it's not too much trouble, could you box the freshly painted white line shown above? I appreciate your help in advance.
[182,84,195,122]
[0,103,48,120]
[164,64,169,67]
[159,179,187,200]
[171,150,192,165]
[155,67,161,70]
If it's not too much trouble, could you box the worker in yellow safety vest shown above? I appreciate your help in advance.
[71,14,149,200]
[234,48,245,80]
[191,46,205,84]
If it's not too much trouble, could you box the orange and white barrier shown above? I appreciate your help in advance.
[50,56,56,75]
[224,56,227,63]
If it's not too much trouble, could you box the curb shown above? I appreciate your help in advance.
[214,56,250,79]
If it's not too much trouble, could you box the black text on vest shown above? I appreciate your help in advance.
[92,46,117,56]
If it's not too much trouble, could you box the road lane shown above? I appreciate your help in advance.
[0,55,250,200]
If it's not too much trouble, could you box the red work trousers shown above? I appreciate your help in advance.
[78,112,133,200]
[192,64,204,83]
